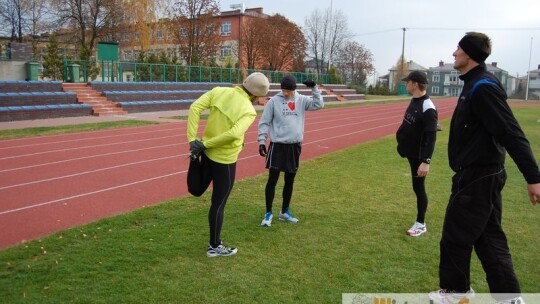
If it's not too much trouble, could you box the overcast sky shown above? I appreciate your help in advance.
[219,0,540,79]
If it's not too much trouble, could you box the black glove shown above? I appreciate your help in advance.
[259,144,267,157]
[303,79,316,88]
[189,140,206,155]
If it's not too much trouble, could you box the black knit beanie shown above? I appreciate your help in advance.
[280,75,297,90]
[458,35,490,63]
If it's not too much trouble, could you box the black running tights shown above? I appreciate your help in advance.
[407,157,428,224]
[265,168,296,213]
[187,154,236,248]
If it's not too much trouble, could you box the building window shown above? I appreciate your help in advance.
[431,86,439,95]
[449,87,461,96]
[432,75,440,82]
[206,24,215,36]
[221,21,231,36]
[180,28,188,39]
[155,30,163,40]
[221,45,232,57]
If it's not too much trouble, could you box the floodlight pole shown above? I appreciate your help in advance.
[525,37,533,101]
[230,3,245,70]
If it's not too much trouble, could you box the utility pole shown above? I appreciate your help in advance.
[401,27,406,74]
[396,27,406,93]
[328,0,333,73]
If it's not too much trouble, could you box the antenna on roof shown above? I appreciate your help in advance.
[230,3,246,13]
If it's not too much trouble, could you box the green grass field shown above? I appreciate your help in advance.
[0,106,539,303]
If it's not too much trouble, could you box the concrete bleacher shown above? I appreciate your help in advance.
[0,80,64,93]
[320,84,365,101]
[89,81,231,113]
[102,90,207,103]
[89,81,232,92]
[0,81,93,122]
[0,92,78,106]
[117,100,194,113]
[0,80,365,121]
[0,104,92,122]
[258,83,359,104]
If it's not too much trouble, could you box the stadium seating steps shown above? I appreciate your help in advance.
[0,81,92,122]
[0,80,364,122]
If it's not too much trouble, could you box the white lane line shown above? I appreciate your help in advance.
[0,134,181,160]
[0,143,182,173]
[0,154,180,190]
[0,170,187,216]
[0,124,184,149]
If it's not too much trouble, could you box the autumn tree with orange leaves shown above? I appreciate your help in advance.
[241,14,305,72]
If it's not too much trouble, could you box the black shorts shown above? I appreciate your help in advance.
[265,142,302,173]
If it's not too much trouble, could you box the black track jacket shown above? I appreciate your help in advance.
[448,64,540,184]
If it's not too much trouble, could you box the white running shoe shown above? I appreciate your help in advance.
[261,212,273,227]
[206,243,238,257]
[279,209,299,223]
[407,221,427,236]
[428,288,475,304]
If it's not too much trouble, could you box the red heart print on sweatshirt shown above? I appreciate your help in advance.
[288,102,295,111]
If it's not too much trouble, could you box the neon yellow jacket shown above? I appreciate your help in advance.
[187,86,257,164]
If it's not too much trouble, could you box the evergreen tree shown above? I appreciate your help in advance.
[135,51,150,81]
[42,34,64,81]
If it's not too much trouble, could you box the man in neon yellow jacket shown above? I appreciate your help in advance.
[187,72,269,257]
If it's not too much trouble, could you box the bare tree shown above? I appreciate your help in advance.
[168,0,220,65]
[303,8,325,75]
[336,41,374,85]
[0,0,26,41]
[28,0,52,59]
[326,9,350,72]
[51,0,124,59]
[304,7,352,76]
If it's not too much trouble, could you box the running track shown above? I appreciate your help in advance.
[0,98,458,249]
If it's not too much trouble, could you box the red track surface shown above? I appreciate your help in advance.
[0,98,458,249]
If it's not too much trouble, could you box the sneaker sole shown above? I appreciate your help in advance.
[207,251,238,258]
[279,218,299,223]
[406,230,426,237]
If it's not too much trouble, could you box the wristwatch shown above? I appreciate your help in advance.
[422,158,431,164]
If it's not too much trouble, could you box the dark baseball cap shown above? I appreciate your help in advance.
[402,71,428,84]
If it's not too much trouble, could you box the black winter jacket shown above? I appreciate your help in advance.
[396,95,438,160]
